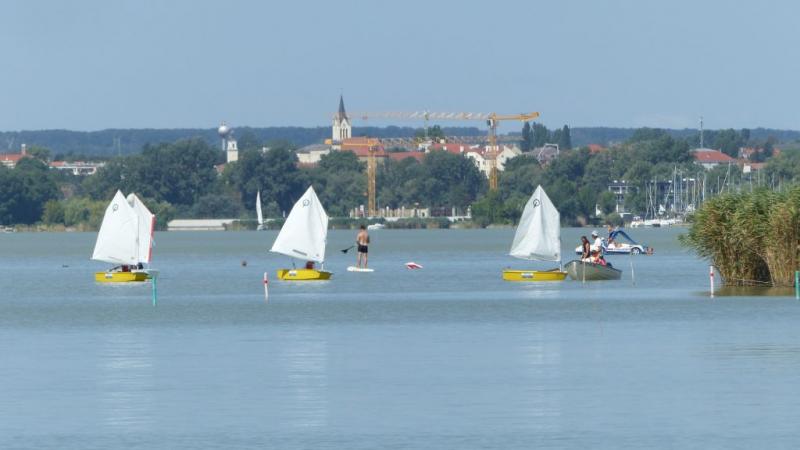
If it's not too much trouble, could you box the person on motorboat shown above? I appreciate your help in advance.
[606,225,618,248]
[580,236,591,260]
[589,250,605,266]
[591,230,605,254]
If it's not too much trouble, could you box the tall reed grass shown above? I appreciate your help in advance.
[682,187,800,286]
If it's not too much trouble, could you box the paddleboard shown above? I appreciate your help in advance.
[347,266,374,273]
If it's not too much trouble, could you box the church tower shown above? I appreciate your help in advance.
[332,95,351,145]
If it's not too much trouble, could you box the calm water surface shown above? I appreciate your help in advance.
[1,228,799,449]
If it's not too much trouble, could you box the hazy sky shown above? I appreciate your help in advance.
[2,0,799,131]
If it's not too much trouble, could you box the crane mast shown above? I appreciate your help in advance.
[367,143,377,217]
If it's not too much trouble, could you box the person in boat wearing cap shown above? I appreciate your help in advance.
[590,230,605,254]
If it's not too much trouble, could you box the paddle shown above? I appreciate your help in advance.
[341,245,355,254]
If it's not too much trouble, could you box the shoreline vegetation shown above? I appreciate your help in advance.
[681,187,800,287]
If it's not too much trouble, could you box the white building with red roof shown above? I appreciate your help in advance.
[0,144,30,168]
[693,148,736,169]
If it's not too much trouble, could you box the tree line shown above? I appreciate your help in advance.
[0,127,796,228]
[4,125,796,158]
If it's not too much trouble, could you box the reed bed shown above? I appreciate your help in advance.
[682,187,800,286]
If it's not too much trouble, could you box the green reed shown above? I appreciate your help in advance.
[682,187,800,286]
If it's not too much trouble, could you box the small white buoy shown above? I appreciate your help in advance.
[264,272,269,303]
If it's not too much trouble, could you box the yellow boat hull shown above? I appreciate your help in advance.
[502,269,568,282]
[276,268,332,281]
[95,271,151,283]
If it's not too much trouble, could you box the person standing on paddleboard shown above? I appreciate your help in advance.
[356,225,370,268]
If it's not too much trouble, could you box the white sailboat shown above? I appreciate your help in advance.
[502,185,567,281]
[92,190,156,282]
[270,186,331,280]
[256,190,265,230]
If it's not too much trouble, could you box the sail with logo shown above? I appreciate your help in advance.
[502,185,567,281]
[270,186,332,280]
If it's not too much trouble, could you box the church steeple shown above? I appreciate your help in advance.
[337,95,348,120]
[332,95,351,144]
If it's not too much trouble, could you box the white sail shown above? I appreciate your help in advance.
[270,186,328,263]
[256,190,264,227]
[92,190,140,265]
[509,185,561,262]
[127,193,156,263]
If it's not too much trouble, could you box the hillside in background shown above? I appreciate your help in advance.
[1,125,799,157]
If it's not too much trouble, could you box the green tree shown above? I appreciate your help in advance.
[226,144,305,215]
[532,123,550,147]
[26,146,51,162]
[42,200,65,224]
[84,138,221,207]
[558,125,572,150]
[236,130,262,151]
[0,159,60,224]
[597,190,617,215]
[470,190,507,227]
[520,122,532,152]
[192,193,244,218]
[420,151,485,208]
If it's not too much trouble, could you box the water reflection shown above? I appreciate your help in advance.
[280,328,329,428]
[520,329,563,431]
[98,330,154,433]
[714,286,795,297]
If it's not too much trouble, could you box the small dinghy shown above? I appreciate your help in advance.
[565,260,622,281]
[502,185,567,282]
[270,186,332,281]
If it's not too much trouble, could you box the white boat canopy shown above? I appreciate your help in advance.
[270,186,329,263]
[509,185,561,262]
[92,190,140,265]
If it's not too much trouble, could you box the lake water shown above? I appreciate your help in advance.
[2,228,799,449]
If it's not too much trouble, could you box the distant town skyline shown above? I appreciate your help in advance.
[2,0,799,131]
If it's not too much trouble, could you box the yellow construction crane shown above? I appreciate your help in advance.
[485,112,540,190]
[342,110,541,211]
[367,141,378,217]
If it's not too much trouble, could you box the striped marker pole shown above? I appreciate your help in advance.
[795,271,799,300]
[709,266,715,298]
[264,272,269,303]
[151,273,158,307]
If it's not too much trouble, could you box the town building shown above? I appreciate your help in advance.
[49,160,105,176]
[693,148,735,170]
[331,95,352,148]
[533,143,559,165]
[296,144,331,165]
[608,180,636,213]
[0,144,30,168]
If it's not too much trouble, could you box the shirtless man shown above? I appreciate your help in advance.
[356,225,370,268]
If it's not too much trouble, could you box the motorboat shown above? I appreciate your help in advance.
[565,260,622,281]
[575,229,652,255]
